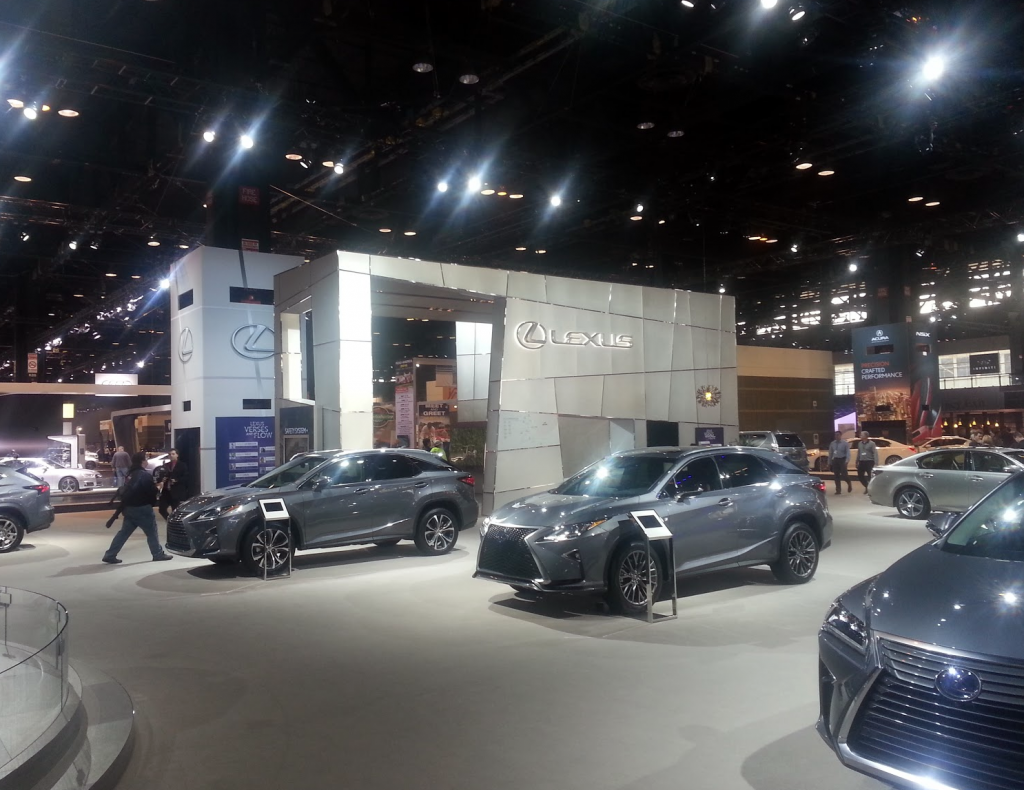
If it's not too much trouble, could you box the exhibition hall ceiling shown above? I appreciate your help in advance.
[1,0,1023,382]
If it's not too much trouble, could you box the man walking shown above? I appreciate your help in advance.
[158,449,189,520]
[102,452,173,564]
[111,445,131,488]
[828,431,852,494]
[856,431,878,494]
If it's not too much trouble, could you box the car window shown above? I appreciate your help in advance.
[714,453,773,488]
[366,454,421,481]
[317,457,367,486]
[774,433,804,448]
[943,475,1024,561]
[1003,450,1024,466]
[554,455,676,498]
[918,451,965,471]
[874,439,891,447]
[759,454,805,475]
[247,454,328,489]
[971,451,1014,474]
[671,457,722,494]
[738,433,771,448]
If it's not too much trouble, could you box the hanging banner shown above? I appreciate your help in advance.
[969,353,1000,376]
[395,385,415,447]
[215,417,276,488]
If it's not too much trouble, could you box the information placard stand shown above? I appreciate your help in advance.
[628,510,678,623]
[257,498,293,580]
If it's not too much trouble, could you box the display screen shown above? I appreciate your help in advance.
[262,501,284,513]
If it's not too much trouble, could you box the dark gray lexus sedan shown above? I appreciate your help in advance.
[819,472,1024,790]
[475,446,832,613]
[166,449,478,574]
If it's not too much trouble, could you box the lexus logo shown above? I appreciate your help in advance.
[178,328,194,363]
[231,324,275,359]
[935,666,983,702]
[513,321,633,350]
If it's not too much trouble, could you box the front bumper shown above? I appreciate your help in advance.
[165,513,232,559]
[474,524,612,593]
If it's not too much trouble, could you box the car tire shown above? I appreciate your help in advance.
[885,454,902,465]
[0,513,25,553]
[373,539,401,547]
[413,507,459,555]
[58,476,79,493]
[815,457,830,472]
[895,486,930,519]
[85,461,96,470]
[240,523,293,576]
[606,539,663,615]
[771,521,820,584]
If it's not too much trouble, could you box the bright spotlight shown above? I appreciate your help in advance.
[922,55,945,82]
[240,133,254,149]
[68,240,78,250]
[550,195,562,207]
[437,180,449,193]
[718,285,726,294]
[159,278,170,290]
[1016,232,1024,243]
[202,129,216,142]
[636,203,644,213]
[136,360,145,369]
[848,262,858,273]
[23,106,38,120]
[681,0,695,7]
[334,163,344,174]
[760,0,778,8]
[789,5,805,20]
[467,175,483,192]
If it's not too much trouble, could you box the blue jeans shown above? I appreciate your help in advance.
[114,469,128,488]
[103,505,164,560]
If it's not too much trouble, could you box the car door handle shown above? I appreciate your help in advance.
[414,482,429,489]
[717,498,732,507]
[920,473,935,479]
[352,487,372,494]
[968,476,984,482]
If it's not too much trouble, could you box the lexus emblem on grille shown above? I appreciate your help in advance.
[231,324,275,360]
[935,666,982,702]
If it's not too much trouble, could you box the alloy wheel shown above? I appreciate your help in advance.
[250,527,290,570]
[423,513,455,552]
[0,518,18,551]
[59,477,78,493]
[897,489,925,518]
[786,530,817,578]
[618,549,658,607]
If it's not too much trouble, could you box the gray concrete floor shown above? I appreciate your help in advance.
[0,491,926,790]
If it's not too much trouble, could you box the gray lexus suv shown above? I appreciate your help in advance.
[819,471,1024,789]
[475,446,832,613]
[0,466,55,552]
[166,449,478,574]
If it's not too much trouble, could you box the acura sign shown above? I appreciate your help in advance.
[514,321,633,350]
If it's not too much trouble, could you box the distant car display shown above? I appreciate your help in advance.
[738,430,809,471]
[808,437,916,472]
[0,458,104,493]
[917,435,971,451]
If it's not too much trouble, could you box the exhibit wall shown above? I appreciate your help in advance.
[276,251,738,514]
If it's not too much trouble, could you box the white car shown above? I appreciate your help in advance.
[917,435,971,451]
[808,437,918,472]
[0,457,104,493]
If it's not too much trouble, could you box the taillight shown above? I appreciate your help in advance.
[25,483,50,494]
[458,474,475,487]
[814,480,826,492]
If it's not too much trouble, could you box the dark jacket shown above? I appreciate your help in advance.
[121,467,159,507]
[160,460,189,502]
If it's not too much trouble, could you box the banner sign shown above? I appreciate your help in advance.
[395,385,415,446]
[215,417,276,488]
[968,353,1000,376]
[27,352,37,376]
[695,426,724,445]
[280,405,313,436]
[95,372,138,386]
[419,403,450,418]
[395,360,415,385]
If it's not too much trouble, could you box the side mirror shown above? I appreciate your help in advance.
[311,476,328,492]
[926,512,957,538]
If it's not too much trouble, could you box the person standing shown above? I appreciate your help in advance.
[111,445,131,488]
[430,440,448,461]
[828,431,852,494]
[102,452,173,564]
[158,449,189,520]
[856,431,878,494]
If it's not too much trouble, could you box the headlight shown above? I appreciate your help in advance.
[191,503,247,521]
[539,519,607,543]
[480,516,491,537]
[823,599,869,651]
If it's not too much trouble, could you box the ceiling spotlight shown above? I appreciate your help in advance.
[89,239,100,250]
[179,243,189,249]
[285,152,302,161]
[749,235,762,241]
[915,248,926,257]
[667,129,684,138]
[299,159,310,169]
[515,246,527,251]
[68,240,78,250]
[379,227,392,233]
[334,163,344,174]
[908,196,924,202]
[136,360,145,369]
[636,203,644,213]
[790,244,799,252]
[467,175,483,192]
[481,188,496,195]
[412,62,434,73]
[459,73,480,85]
[41,104,51,112]
[848,262,859,272]
[403,231,417,236]
[239,133,254,149]
[19,231,30,242]
[159,278,170,289]
[437,180,449,193]
[658,219,666,225]
[681,0,695,6]
[922,55,945,82]
[718,285,726,294]
[23,105,38,120]
[6,98,23,108]
[106,272,117,277]
[761,0,779,8]
[766,239,778,243]
[636,121,655,130]
[202,129,216,142]
[535,249,547,254]
[321,160,334,168]
[795,161,813,170]
[58,108,79,117]
[509,193,524,199]
[13,175,31,182]
[817,169,835,176]
[550,195,562,207]
[147,236,161,247]
[925,201,940,207]
[630,215,643,221]
[1017,232,1024,243]
[789,5,805,20]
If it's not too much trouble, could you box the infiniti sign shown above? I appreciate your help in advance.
[514,321,633,350]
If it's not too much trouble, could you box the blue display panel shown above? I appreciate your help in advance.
[215,417,276,488]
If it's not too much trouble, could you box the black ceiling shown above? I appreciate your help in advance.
[2,0,1024,382]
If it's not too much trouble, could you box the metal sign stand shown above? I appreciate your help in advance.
[258,498,293,580]
[628,510,678,624]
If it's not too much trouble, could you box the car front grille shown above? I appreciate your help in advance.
[478,526,541,581]
[165,514,191,552]
[848,637,1024,790]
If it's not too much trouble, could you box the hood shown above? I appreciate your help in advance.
[490,492,637,529]
[177,484,298,515]
[867,544,1024,661]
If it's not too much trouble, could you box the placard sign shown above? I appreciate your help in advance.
[695,426,724,446]
[215,417,276,488]
[629,510,672,540]
[968,353,1000,376]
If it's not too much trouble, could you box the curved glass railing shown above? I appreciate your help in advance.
[0,586,70,769]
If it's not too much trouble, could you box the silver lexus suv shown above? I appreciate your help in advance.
[475,446,832,614]
[166,449,478,574]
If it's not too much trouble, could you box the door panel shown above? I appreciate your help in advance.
[915,451,968,510]
[967,451,1015,508]
[714,453,779,557]
[363,455,429,538]
[660,456,734,572]
[302,456,375,547]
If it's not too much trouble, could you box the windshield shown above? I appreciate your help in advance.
[943,474,1024,561]
[739,433,770,448]
[774,433,803,448]
[246,454,327,489]
[554,455,676,498]
[1003,450,1024,466]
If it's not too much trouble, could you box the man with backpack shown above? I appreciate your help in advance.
[102,452,174,564]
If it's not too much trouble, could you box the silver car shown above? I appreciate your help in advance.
[739,430,809,471]
[819,472,1024,789]
[475,446,833,614]
[867,447,1024,518]
[0,466,55,552]
[1,457,103,493]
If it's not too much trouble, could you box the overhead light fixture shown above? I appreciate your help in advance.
[89,239,100,250]
[922,55,945,82]
[481,188,495,195]
[23,105,38,120]
[73,293,84,297]
[658,219,666,225]
[459,73,480,85]
[285,152,302,161]
[136,361,145,369]
[636,203,644,213]
[636,121,655,130]
[1017,232,1024,243]
[147,236,161,247]
[179,243,189,249]
[925,201,940,207]
[789,5,805,20]
[817,169,835,176]
[239,133,254,149]
[790,244,799,252]
[13,175,31,182]
[19,231,31,241]
[630,215,643,221]
[6,98,24,108]
[130,275,140,280]
[515,246,527,251]
[41,104,51,112]
[550,195,562,207]
[795,161,813,170]
[681,0,695,6]
[509,193,524,199]
[412,62,434,73]
[379,227,392,233]
[915,248,925,257]
[748,235,762,241]
[202,129,216,142]
[58,108,79,117]
[403,231,417,236]
[535,249,547,254]
[436,180,449,193]
[718,285,726,294]
[467,175,483,191]
[766,238,778,243]
[497,190,507,196]
[667,129,684,138]
[848,262,859,272]
[761,0,778,8]
[106,272,117,277]
[298,159,311,169]
[334,163,344,174]
[68,240,78,250]
[908,196,924,202]
[159,278,170,289]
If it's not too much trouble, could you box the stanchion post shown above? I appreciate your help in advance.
[628,511,678,624]
[257,499,293,581]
